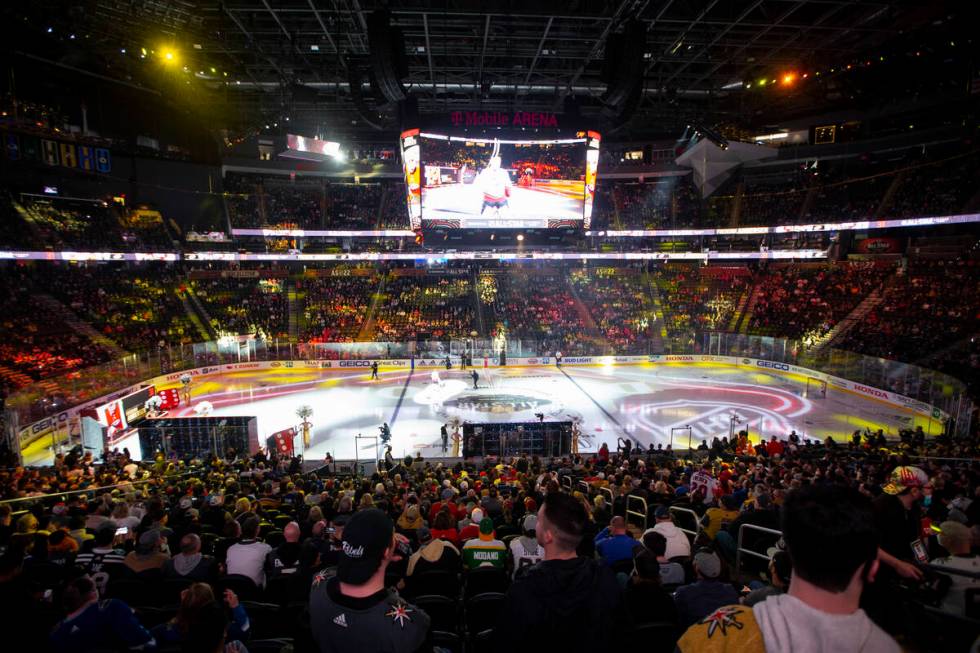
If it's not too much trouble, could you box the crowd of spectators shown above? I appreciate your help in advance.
[300,274,379,342]
[15,196,125,250]
[0,424,976,652]
[654,265,750,335]
[887,150,980,221]
[0,268,112,387]
[739,177,806,226]
[380,183,410,230]
[489,271,590,352]
[596,177,701,230]
[841,257,979,366]
[599,145,979,230]
[1,190,172,252]
[320,183,382,230]
[194,278,289,340]
[569,268,655,352]
[41,264,197,352]
[224,173,384,230]
[373,275,476,342]
[747,261,893,340]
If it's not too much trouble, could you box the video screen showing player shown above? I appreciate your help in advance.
[420,136,587,229]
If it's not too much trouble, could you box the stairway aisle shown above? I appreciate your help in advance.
[355,275,388,341]
[177,289,212,342]
[287,279,300,342]
[811,286,885,353]
[644,271,669,351]
[729,282,754,332]
[737,285,764,334]
[34,294,129,357]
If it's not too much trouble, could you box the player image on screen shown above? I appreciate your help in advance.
[476,155,513,218]
[419,135,589,229]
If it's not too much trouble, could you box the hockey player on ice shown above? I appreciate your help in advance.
[475,156,512,218]
[431,370,443,386]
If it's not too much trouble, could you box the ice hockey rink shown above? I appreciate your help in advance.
[122,361,943,462]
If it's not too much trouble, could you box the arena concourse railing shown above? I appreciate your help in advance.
[668,506,704,545]
[734,523,784,581]
[3,331,974,457]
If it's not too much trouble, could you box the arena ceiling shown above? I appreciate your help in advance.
[3,1,964,139]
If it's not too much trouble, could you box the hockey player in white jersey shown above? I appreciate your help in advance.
[475,155,512,218]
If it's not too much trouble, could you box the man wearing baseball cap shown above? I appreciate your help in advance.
[462,518,506,570]
[673,549,738,627]
[864,465,928,632]
[873,465,928,581]
[509,514,544,578]
[309,508,430,652]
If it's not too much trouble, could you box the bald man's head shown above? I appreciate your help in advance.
[284,521,301,543]
[610,516,626,534]
[180,533,201,555]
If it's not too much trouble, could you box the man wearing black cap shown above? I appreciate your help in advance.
[309,508,431,652]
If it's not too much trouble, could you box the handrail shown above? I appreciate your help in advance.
[626,495,648,531]
[668,505,703,543]
[925,563,980,580]
[734,523,783,579]
[560,475,573,491]
[600,486,614,506]
[577,480,590,495]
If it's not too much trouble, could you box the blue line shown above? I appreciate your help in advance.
[558,367,634,443]
[389,368,414,427]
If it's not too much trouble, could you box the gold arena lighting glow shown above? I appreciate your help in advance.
[781,72,796,85]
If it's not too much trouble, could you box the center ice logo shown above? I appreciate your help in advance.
[443,394,552,414]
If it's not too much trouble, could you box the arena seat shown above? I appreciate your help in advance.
[405,570,460,600]
[463,567,509,600]
[106,578,148,606]
[242,601,293,639]
[432,630,464,653]
[133,605,178,628]
[413,595,459,634]
[158,578,193,605]
[263,530,285,548]
[625,622,681,652]
[219,574,262,602]
[464,592,506,639]
[246,638,293,653]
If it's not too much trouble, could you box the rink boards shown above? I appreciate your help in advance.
[18,355,947,466]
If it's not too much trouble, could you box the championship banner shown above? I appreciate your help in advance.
[269,427,297,457]
[157,388,182,410]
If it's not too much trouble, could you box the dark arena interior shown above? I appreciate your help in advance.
[1,2,979,652]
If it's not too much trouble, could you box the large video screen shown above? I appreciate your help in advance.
[413,133,600,229]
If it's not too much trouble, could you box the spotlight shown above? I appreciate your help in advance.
[781,72,796,86]
[517,234,524,242]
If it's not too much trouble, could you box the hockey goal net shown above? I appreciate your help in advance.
[805,377,828,399]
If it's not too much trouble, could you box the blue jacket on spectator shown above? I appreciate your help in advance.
[594,527,641,566]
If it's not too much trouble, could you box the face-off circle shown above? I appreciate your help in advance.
[622,383,812,443]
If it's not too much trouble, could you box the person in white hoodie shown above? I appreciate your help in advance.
[652,505,691,560]
[676,484,900,653]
